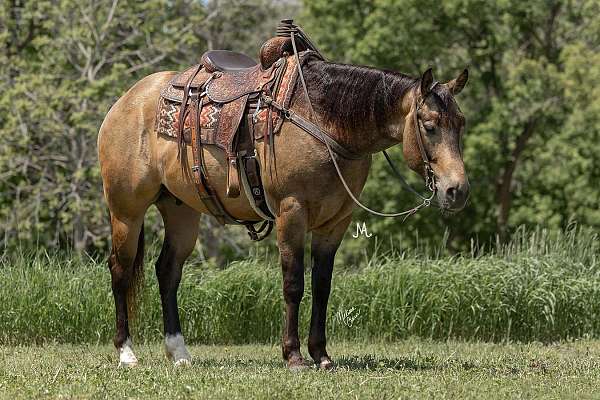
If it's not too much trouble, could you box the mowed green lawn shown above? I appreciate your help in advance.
[1,340,600,399]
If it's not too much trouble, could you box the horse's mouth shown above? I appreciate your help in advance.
[438,202,466,215]
[440,208,458,217]
[436,191,469,214]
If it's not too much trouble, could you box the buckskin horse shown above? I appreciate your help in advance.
[98,21,469,369]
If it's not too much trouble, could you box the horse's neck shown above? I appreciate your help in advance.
[307,90,414,156]
[298,61,415,155]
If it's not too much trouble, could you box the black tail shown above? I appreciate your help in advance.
[127,224,145,321]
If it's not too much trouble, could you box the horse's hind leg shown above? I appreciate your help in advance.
[108,211,147,367]
[155,192,199,366]
[308,216,351,369]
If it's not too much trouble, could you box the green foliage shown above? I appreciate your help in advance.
[0,0,205,251]
[1,0,598,258]
[303,0,600,254]
[1,228,598,345]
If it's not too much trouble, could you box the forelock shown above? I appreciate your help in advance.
[429,85,465,129]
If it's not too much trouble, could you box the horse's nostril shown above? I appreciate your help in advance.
[446,186,458,202]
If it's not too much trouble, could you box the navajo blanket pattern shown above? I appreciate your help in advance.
[155,54,298,147]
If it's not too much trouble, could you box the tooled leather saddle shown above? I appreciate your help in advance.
[156,24,307,240]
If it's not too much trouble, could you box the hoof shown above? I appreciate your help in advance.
[287,354,309,372]
[165,334,192,366]
[118,359,138,368]
[118,339,138,367]
[174,358,192,367]
[318,357,334,370]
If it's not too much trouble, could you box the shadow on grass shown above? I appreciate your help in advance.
[191,353,443,371]
[189,356,435,372]
[334,354,437,371]
[190,358,283,369]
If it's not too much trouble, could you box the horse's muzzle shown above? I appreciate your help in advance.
[436,178,469,212]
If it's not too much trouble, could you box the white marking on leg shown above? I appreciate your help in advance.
[118,338,138,367]
[165,333,192,366]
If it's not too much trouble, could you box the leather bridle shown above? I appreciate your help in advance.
[411,82,439,195]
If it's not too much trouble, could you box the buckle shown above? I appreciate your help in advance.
[261,94,273,105]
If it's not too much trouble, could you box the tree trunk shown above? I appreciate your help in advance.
[496,119,537,239]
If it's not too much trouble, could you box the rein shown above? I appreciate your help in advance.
[266,23,437,219]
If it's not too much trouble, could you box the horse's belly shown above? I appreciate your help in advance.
[157,138,262,221]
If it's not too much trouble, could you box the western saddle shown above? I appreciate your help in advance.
[156,20,310,240]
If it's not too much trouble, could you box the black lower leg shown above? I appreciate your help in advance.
[281,248,305,362]
[308,243,336,363]
[155,239,183,336]
[109,252,131,349]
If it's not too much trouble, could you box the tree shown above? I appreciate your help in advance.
[301,0,600,254]
[0,0,206,251]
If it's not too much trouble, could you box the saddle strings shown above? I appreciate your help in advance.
[287,25,437,219]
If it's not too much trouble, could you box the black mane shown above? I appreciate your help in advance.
[303,58,418,132]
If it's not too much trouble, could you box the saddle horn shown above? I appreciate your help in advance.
[259,19,322,70]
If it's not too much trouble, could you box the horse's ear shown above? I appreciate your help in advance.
[448,68,469,95]
[420,68,434,98]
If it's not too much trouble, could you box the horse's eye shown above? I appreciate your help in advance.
[423,122,436,133]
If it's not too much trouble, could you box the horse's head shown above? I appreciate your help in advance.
[401,68,470,212]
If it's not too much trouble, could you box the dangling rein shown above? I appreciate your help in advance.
[264,23,438,220]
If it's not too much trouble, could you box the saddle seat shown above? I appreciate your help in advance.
[165,58,281,104]
[201,50,258,73]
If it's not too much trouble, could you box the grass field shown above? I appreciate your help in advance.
[1,228,599,345]
[1,228,599,398]
[2,340,600,399]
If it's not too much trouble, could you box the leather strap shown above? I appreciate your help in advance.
[178,64,202,159]
[241,152,275,220]
[264,96,361,160]
[190,96,231,225]
[413,81,438,192]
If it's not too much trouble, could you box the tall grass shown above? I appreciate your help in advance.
[0,227,598,345]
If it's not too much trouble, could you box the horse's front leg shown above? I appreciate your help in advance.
[276,197,307,369]
[308,217,350,369]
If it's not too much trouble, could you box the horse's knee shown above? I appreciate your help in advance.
[156,195,199,264]
[109,214,144,261]
[108,252,131,290]
[283,273,304,304]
